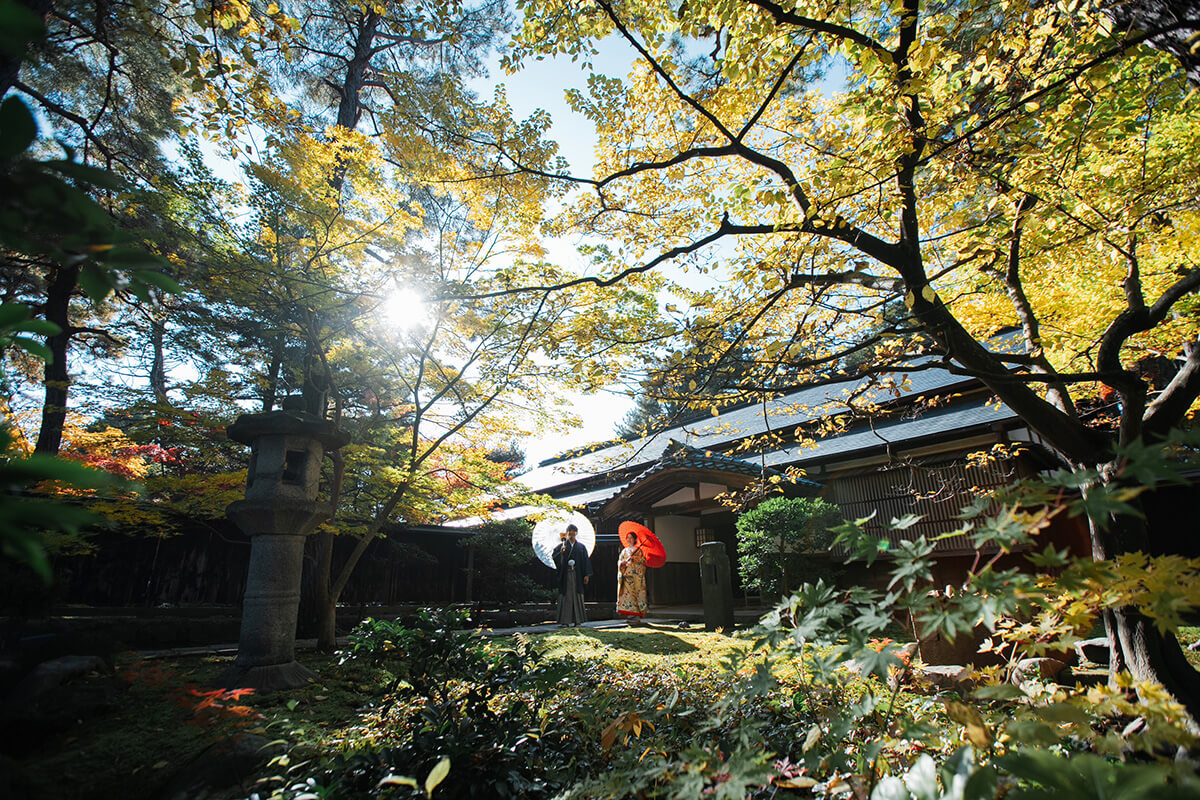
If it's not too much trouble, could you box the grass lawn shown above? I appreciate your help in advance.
[535,624,751,670]
[14,624,750,800]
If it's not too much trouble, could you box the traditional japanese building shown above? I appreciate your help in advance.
[515,357,1086,605]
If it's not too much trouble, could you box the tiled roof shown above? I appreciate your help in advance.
[625,439,821,487]
[519,367,978,493]
[756,398,1019,468]
[554,483,629,506]
[518,333,1027,496]
[526,395,1023,500]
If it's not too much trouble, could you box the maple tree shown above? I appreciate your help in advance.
[297,179,658,647]
[493,0,1200,717]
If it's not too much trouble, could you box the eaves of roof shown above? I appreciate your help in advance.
[381,523,477,537]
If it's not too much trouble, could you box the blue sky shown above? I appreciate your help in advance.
[474,39,641,465]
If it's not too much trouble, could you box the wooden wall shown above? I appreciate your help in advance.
[34,523,630,616]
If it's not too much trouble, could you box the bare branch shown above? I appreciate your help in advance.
[737,44,807,141]
[594,0,740,146]
[742,0,888,56]
[978,193,1077,416]
[593,0,814,214]
[442,216,762,300]
[790,269,903,293]
[1145,339,1200,435]
[12,80,114,162]
[1098,265,1200,381]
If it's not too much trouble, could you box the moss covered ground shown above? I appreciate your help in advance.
[14,624,747,800]
[19,624,1200,800]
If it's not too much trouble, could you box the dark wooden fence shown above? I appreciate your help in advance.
[32,521,623,616]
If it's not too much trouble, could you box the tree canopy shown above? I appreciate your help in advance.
[490,0,1200,714]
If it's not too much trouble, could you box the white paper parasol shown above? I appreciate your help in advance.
[531,510,595,568]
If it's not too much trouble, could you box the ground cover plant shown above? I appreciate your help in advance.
[11,445,1200,800]
[235,440,1200,799]
[13,594,1200,800]
[11,619,754,800]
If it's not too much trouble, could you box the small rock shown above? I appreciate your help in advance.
[0,655,120,756]
[1075,637,1111,666]
[911,664,974,693]
[4,654,109,714]
[1012,657,1069,684]
[1122,717,1148,737]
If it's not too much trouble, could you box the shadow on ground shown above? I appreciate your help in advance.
[572,627,699,655]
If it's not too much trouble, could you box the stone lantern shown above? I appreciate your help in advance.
[216,396,349,690]
[699,541,735,633]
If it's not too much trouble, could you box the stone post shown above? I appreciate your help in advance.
[216,398,349,690]
[699,541,735,633]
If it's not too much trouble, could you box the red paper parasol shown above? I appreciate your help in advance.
[618,521,666,568]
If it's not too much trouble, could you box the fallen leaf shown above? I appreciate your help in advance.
[776,776,819,789]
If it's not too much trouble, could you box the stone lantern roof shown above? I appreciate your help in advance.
[226,409,351,450]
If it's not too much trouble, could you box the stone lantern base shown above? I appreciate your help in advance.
[214,499,331,692]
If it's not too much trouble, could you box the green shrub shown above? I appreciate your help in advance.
[263,612,594,799]
[735,495,843,598]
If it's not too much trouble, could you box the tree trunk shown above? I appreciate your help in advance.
[312,450,349,652]
[312,531,337,651]
[1107,607,1200,728]
[1086,476,1200,727]
[334,10,379,131]
[321,530,377,647]
[308,9,378,648]
[149,311,168,402]
[464,544,476,602]
[1104,0,1200,87]
[0,0,52,97]
[262,332,284,412]
[34,264,79,455]
[916,274,1200,721]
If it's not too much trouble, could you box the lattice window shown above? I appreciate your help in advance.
[828,455,1022,554]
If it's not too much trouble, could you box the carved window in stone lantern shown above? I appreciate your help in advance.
[282,449,308,485]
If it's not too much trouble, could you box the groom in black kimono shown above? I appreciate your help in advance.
[552,524,592,626]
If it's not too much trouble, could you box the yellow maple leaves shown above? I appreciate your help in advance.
[504,0,1200,421]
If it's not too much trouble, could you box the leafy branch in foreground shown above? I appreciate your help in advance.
[739,434,1200,798]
